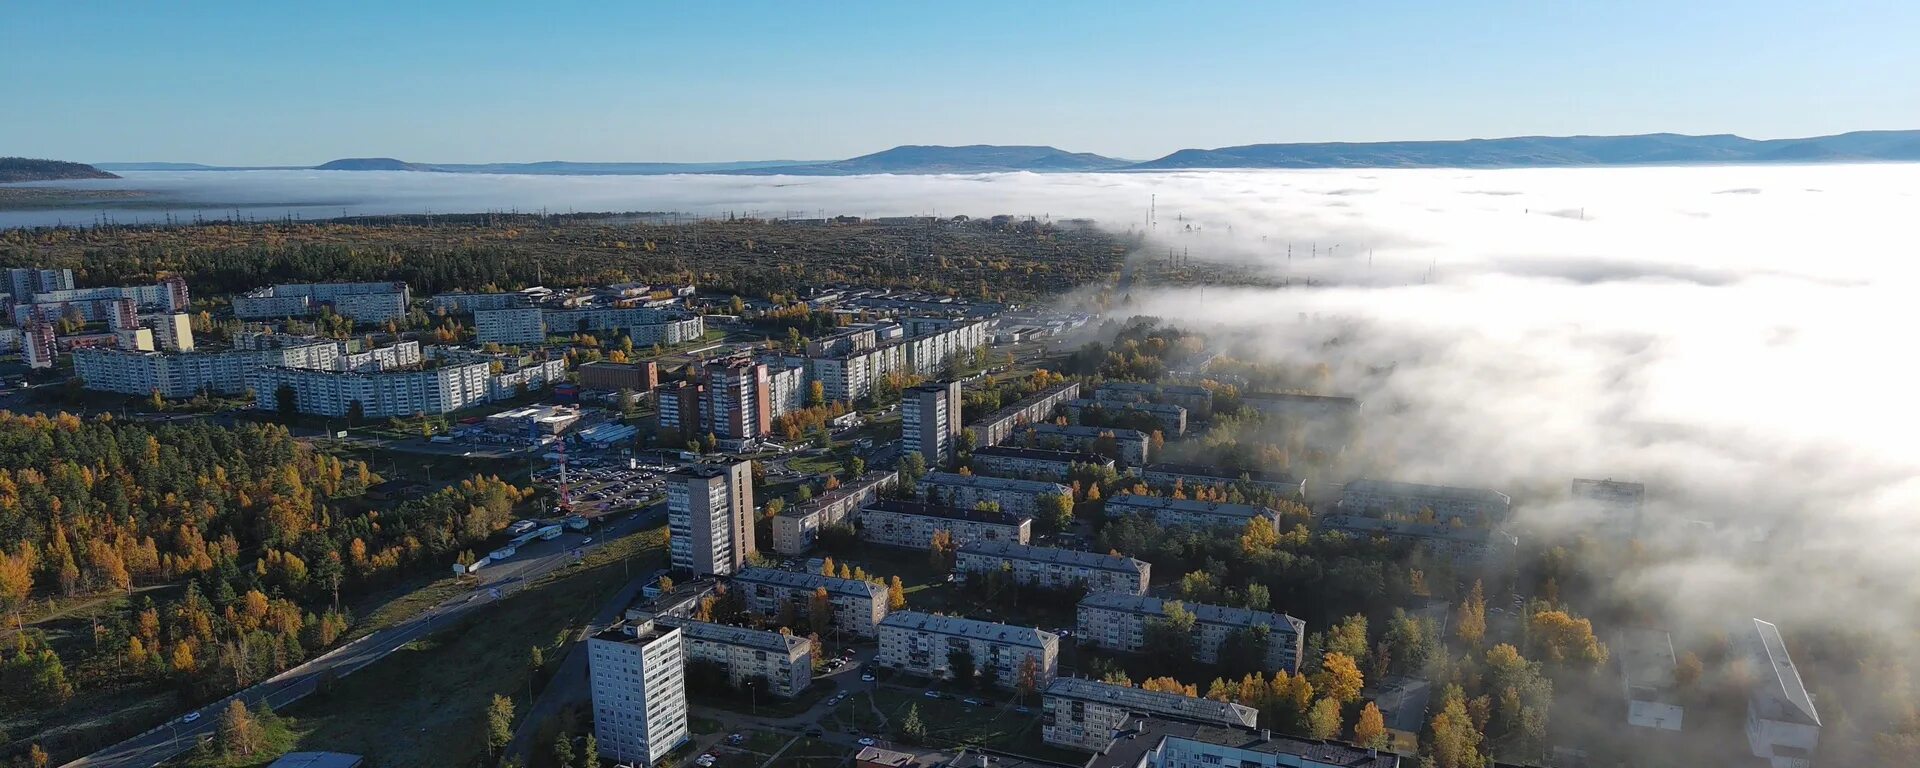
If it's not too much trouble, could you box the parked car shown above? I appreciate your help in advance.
[963,697,983,706]
[857,738,877,746]
[923,690,941,699]
[861,672,875,682]
[182,712,201,724]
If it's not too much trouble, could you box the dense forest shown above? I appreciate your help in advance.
[0,214,1131,302]
[0,415,530,763]
[0,158,119,183]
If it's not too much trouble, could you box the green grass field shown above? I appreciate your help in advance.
[267,528,667,768]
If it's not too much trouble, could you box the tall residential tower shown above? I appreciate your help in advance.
[666,461,756,576]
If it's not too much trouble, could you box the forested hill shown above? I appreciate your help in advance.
[0,158,120,183]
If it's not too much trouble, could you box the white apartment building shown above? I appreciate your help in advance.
[249,361,493,418]
[1571,478,1647,536]
[588,621,690,767]
[232,282,411,323]
[730,567,889,637]
[877,611,1059,685]
[660,618,813,699]
[1066,398,1187,436]
[487,358,567,399]
[903,380,963,467]
[955,540,1150,596]
[764,359,807,419]
[11,278,190,324]
[4,267,75,302]
[667,462,755,577]
[474,307,547,345]
[917,472,1070,519]
[1339,479,1512,525]
[429,290,539,313]
[1745,619,1820,768]
[1103,494,1282,532]
[769,470,899,555]
[1042,677,1257,751]
[1076,593,1307,674]
[1019,423,1150,466]
[631,315,704,346]
[800,321,986,404]
[857,500,1032,550]
[75,337,341,397]
[969,445,1112,483]
[967,381,1082,447]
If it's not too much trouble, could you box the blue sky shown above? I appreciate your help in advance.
[3,1,1916,165]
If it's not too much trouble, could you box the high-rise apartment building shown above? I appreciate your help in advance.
[703,358,771,441]
[903,380,963,467]
[666,461,755,576]
[588,621,690,767]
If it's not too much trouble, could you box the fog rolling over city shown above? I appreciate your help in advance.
[1104,163,1920,638]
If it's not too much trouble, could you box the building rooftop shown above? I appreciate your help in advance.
[1045,677,1258,728]
[775,471,899,519]
[1086,716,1396,768]
[660,617,809,655]
[733,566,884,600]
[864,499,1032,526]
[920,471,1069,495]
[879,611,1055,650]
[1748,618,1820,726]
[591,619,678,645]
[971,445,1110,466]
[1104,494,1278,520]
[1069,398,1187,416]
[1341,480,1511,507]
[969,382,1081,427]
[957,540,1148,576]
[1143,463,1303,488]
[669,461,747,481]
[1024,423,1149,441]
[1078,593,1305,636]
[856,746,917,768]
[1617,628,1679,701]
[1319,514,1517,546]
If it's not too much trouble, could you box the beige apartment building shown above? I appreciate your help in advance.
[730,567,890,637]
[876,611,1059,685]
[1076,593,1307,673]
[857,499,1032,550]
[954,540,1150,595]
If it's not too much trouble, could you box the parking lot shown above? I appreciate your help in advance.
[532,459,671,515]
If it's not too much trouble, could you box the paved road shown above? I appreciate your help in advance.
[60,505,665,768]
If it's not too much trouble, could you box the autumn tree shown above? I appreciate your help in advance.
[487,694,516,756]
[1527,610,1608,667]
[1456,580,1487,647]
[1307,697,1343,739]
[1354,701,1388,748]
[1427,685,1484,768]
[809,587,833,633]
[1314,651,1365,703]
[1327,613,1369,661]
[887,576,907,610]
[220,700,261,757]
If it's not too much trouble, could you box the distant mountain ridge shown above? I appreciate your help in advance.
[732,145,1133,175]
[87,130,1920,177]
[1128,130,1920,169]
[0,157,119,182]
